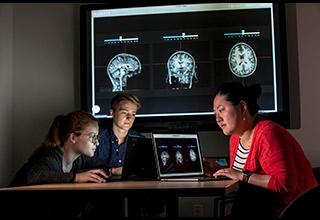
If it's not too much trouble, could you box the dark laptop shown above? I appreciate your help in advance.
[151,133,230,182]
[107,135,158,181]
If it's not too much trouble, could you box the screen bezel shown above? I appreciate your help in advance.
[80,1,290,132]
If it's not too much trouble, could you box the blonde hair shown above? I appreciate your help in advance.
[110,92,141,111]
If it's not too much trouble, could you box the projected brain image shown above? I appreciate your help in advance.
[107,53,142,92]
[167,51,197,89]
[228,42,257,77]
[91,3,279,118]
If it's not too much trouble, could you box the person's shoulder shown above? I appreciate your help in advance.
[40,148,63,163]
[254,116,288,138]
[30,146,61,160]
[98,127,113,140]
[27,147,62,170]
[255,117,284,132]
[99,127,111,135]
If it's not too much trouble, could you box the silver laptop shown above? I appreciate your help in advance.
[151,133,229,182]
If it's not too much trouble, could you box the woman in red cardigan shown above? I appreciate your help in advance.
[212,82,317,219]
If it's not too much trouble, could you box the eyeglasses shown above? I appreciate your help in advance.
[83,133,99,146]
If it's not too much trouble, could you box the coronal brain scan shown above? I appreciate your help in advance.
[228,42,257,77]
[189,149,197,162]
[161,151,170,166]
[91,3,279,118]
[175,150,183,165]
[167,51,197,89]
[107,53,142,92]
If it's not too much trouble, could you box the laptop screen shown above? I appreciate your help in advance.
[152,133,204,178]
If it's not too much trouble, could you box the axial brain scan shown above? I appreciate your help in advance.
[176,151,184,165]
[107,53,141,92]
[189,149,197,162]
[161,151,170,166]
[228,42,257,77]
[167,51,197,89]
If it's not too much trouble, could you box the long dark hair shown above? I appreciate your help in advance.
[31,111,98,158]
[214,82,262,116]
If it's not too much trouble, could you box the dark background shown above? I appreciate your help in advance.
[91,7,279,117]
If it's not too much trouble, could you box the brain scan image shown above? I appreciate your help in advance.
[107,53,141,92]
[189,149,197,162]
[176,151,183,165]
[167,51,197,89]
[161,151,170,166]
[228,42,257,77]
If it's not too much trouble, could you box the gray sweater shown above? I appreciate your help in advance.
[10,146,105,186]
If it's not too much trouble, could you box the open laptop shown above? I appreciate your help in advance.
[107,135,158,181]
[151,133,230,182]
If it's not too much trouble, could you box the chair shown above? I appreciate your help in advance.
[279,184,320,220]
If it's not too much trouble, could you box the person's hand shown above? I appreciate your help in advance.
[212,168,243,181]
[75,169,109,183]
[111,167,123,176]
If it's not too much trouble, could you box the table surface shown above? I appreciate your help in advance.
[0,180,239,194]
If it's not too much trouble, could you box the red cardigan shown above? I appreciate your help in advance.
[229,117,317,213]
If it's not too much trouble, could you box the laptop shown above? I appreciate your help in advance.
[107,135,158,181]
[151,133,230,182]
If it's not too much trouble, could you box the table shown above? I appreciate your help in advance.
[0,180,239,218]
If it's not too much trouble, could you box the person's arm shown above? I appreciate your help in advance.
[78,155,111,178]
[111,167,123,176]
[258,127,298,195]
[246,173,271,188]
[213,168,271,189]
[27,156,108,185]
[27,157,75,185]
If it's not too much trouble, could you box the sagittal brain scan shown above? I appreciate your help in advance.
[91,3,279,118]
[176,150,184,165]
[107,53,142,92]
[228,42,257,77]
[161,151,170,166]
[167,51,197,89]
[189,149,197,162]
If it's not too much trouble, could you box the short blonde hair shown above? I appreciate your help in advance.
[110,92,141,111]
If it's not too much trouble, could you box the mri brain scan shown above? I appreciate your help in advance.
[176,151,184,165]
[161,151,170,166]
[167,51,197,89]
[107,53,141,92]
[189,149,197,162]
[228,42,257,77]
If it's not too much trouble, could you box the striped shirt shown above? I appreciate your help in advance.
[232,143,250,171]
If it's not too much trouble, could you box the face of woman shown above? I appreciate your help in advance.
[213,95,243,136]
[74,123,99,157]
[110,100,138,132]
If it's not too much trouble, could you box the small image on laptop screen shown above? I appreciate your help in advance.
[152,134,204,177]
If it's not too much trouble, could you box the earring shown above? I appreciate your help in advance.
[243,117,246,121]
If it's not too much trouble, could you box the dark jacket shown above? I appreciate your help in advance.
[95,127,144,168]
[10,146,105,187]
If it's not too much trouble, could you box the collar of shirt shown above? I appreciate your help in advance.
[108,128,132,146]
[96,127,144,168]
